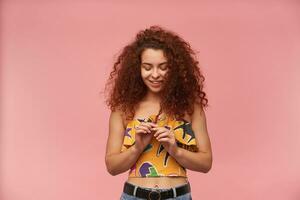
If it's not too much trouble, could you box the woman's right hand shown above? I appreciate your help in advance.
[133,121,157,152]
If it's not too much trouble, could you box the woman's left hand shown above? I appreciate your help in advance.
[152,125,179,157]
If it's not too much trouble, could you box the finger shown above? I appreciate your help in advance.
[157,138,169,142]
[152,125,169,131]
[156,132,170,140]
[153,129,166,137]
[140,122,153,132]
[149,123,158,127]
[151,126,166,132]
[135,125,151,134]
[135,129,148,134]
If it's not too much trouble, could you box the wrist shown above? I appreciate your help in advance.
[171,145,181,158]
[132,144,143,154]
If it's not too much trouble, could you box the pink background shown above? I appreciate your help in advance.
[1,0,300,199]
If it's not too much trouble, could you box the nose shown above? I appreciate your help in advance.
[151,68,160,79]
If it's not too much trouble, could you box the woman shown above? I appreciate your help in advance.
[104,25,212,200]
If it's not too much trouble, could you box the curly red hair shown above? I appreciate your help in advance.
[104,25,208,121]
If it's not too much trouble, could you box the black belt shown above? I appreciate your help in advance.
[123,181,191,200]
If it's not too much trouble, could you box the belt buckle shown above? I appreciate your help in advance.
[148,190,161,200]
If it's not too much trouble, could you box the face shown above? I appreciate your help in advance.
[140,48,169,93]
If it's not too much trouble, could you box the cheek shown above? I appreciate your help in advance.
[141,69,150,77]
[141,70,150,81]
[161,71,169,79]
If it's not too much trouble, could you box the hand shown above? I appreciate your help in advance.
[133,121,156,152]
[152,125,179,157]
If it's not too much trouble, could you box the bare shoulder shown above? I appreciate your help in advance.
[110,108,124,126]
[110,107,128,128]
[105,108,126,157]
[183,102,205,123]
[191,101,206,124]
[189,101,212,154]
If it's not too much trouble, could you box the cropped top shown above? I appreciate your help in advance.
[121,114,199,178]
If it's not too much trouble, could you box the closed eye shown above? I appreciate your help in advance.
[142,65,152,71]
[159,65,168,70]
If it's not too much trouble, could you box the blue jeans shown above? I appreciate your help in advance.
[120,182,193,200]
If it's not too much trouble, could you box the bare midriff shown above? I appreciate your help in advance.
[127,176,188,189]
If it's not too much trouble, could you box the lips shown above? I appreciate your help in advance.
[149,80,162,87]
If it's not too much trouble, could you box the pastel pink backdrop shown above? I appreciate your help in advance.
[1,0,299,199]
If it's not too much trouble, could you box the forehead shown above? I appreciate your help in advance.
[141,48,168,64]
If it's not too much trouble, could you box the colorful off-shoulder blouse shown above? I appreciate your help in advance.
[121,114,198,177]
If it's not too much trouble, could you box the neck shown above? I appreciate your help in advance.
[143,91,161,103]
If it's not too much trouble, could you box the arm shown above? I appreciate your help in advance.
[105,110,143,176]
[172,103,213,173]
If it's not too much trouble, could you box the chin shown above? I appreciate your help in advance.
[149,87,164,94]
[149,89,161,93]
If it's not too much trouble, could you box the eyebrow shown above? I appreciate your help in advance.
[142,62,168,66]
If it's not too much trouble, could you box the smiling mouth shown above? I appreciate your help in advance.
[149,80,163,87]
